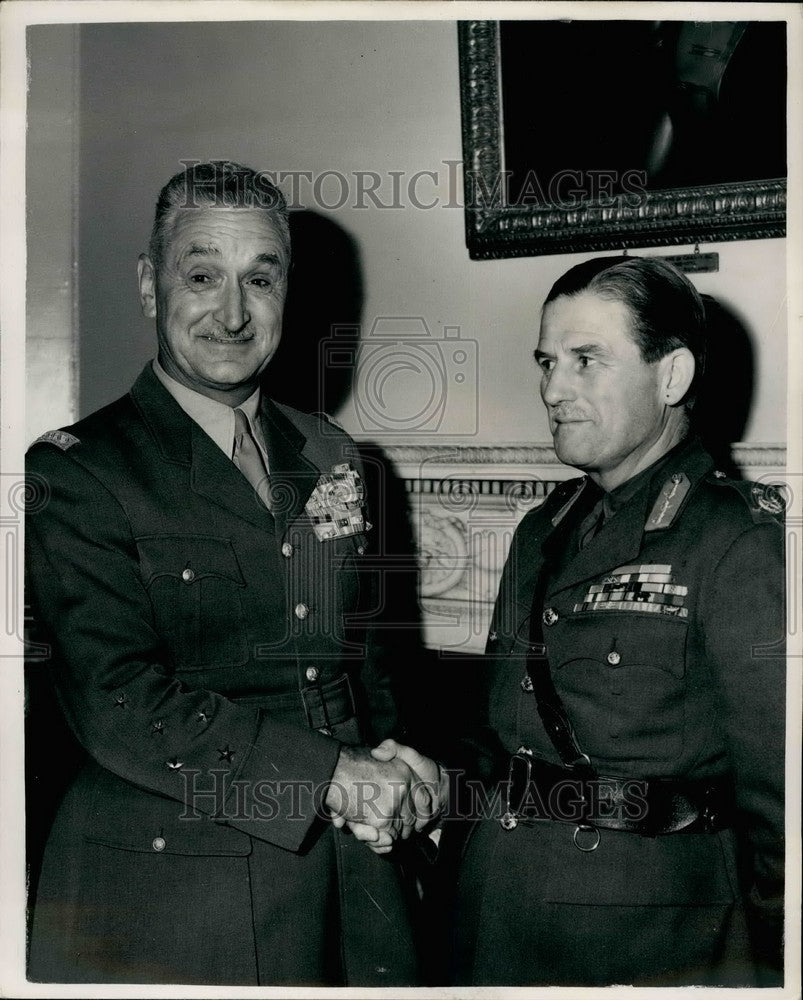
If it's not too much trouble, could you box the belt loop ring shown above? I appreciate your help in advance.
[573,824,601,852]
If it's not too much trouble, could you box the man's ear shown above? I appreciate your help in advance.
[660,347,695,406]
[137,255,157,319]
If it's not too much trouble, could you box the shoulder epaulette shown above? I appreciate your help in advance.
[313,411,347,433]
[30,429,80,451]
[706,470,786,523]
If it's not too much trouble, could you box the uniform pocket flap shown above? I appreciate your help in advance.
[136,534,246,587]
[84,766,253,857]
[551,613,688,678]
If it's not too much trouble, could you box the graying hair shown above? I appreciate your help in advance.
[148,160,290,269]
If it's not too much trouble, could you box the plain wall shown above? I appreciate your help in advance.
[26,25,79,443]
[34,20,787,446]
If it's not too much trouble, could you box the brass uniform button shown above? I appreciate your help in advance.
[607,651,621,666]
[294,603,309,620]
[181,568,195,583]
[281,542,293,558]
[152,837,166,852]
[542,607,559,627]
[520,675,533,692]
[305,666,320,682]
[500,812,518,831]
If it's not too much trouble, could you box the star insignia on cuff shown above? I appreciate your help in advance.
[218,745,235,763]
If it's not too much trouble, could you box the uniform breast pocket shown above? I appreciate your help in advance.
[550,612,688,765]
[136,535,249,671]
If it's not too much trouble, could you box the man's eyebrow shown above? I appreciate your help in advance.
[176,246,285,268]
[533,342,609,360]
[253,252,282,267]
[570,343,607,356]
[181,243,219,260]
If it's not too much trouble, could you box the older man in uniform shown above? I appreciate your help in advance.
[25,161,436,985]
[451,256,785,986]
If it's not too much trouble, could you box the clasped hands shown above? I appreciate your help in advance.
[326,739,446,855]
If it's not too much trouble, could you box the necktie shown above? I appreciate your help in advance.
[233,408,271,509]
[578,497,606,550]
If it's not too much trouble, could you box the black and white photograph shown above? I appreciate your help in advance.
[1,1,800,995]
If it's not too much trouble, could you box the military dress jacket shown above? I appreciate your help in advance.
[25,363,416,986]
[454,437,785,986]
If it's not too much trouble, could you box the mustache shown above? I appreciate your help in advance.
[198,328,255,341]
[550,407,590,422]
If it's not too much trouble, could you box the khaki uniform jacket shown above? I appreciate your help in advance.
[26,364,417,986]
[454,437,785,986]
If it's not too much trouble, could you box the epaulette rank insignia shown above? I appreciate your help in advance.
[31,429,80,451]
[752,484,785,516]
[709,474,786,522]
[645,472,691,531]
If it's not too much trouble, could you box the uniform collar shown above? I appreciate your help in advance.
[602,435,691,519]
[131,362,310,534]
[547,435,713,596]
[152,358,267,466]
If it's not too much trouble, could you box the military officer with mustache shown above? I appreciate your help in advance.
[25,161,438,986]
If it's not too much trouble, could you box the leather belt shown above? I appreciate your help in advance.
[300,672,356,732]
[502,751,734,841]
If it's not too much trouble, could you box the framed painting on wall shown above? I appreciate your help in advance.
[458,20,787,259]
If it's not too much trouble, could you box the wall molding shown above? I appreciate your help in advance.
[373,440,786,469]
[366,440,787,483]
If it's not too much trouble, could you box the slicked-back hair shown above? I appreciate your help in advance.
[148,160,290,271]
[543,255,706,406]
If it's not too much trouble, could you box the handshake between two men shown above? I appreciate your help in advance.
[326,740,447,854]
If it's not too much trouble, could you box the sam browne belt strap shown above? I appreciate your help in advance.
[511,481,733,845]
[502,751,734,842]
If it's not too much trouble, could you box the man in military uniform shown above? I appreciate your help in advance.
[451,256,785,986]
[25,161,435,985]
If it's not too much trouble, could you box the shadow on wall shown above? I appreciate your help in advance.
[264,209,363,416]
[263,209,432,748]
[692,295,755,477]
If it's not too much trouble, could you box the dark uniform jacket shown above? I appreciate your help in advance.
[453,436,785,987]
[25,364,417,986]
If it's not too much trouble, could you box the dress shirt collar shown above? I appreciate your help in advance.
[151,358,266,462]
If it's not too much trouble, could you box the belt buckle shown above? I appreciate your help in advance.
[501,747,532,831]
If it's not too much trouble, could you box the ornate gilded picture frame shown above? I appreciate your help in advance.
[458,20,787,260]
